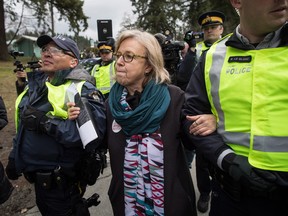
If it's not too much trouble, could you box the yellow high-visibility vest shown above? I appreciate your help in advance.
[15,81,84,131]
[91,61,115,95]
[205,34,288,171]
[196,41,210,60]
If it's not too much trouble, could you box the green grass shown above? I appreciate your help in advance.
[0,60,18,98]
[0,59,29,124]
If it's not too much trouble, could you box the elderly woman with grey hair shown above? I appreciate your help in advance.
[69,29,198,216]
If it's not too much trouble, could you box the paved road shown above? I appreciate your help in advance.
[25,160,209,216]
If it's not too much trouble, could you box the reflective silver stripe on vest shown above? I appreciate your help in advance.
[196,43,203,59]
[222,132,250,148]
[209,39,288,152]
[254,136,288,152]
[208,37,250,148]
[209,37,227,135]
[91,64,99,77]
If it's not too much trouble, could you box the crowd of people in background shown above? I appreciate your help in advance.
[1,0,288,215]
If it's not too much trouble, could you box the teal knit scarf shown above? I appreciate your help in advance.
[109,80,171,136]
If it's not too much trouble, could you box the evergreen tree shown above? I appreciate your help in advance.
[131,0,184,38]
[1,0,88,60]
[129,0,239,39]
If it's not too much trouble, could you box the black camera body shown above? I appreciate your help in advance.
[161,40,185,85]
[9,50,24,58]
[26,61,42,70]
[184,31,204,41]
[161,40,185,69]
[154,33,186,85]
[162,41,185,62]
[9,50,41,73]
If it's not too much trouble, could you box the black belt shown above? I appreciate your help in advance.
[24,166,76,190]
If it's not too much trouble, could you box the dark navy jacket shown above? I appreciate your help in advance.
[9,65,106,173]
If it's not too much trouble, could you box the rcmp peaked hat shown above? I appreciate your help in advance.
[198,11,225,27]
[97,37,115,52]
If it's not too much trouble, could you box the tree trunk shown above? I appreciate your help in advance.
[0,0,9,61]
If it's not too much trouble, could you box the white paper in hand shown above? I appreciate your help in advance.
[67,83,98,148]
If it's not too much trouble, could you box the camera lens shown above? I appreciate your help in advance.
[185,33,192,40]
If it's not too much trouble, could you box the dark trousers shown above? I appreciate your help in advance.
[195,150,211,196]
[0,161,13,204]
[210,177,288,216]
[184,149,195,168]
[31,172,89,216]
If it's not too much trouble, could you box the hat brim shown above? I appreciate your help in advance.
[198,11,225,27]
[202,22,223,28]
[99,49,112,53]
[37,35,71,52]
[37,35,54,48]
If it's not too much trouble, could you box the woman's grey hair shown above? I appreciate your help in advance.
[115,29,171,84]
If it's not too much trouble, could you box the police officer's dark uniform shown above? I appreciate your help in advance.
[182,16,288,216]
[5,35,106,215]
[179,11,225,213]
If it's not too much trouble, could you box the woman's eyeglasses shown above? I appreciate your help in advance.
[114,52,147,63]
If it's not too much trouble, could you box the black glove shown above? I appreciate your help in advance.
[74,199,90,216]
[0,161,14,204]
[85,193,101,208]
[184,31,197,48]
[5,159,21,180]
[21,105,48,133]
[227,154,277,191]
[80,149,106,186]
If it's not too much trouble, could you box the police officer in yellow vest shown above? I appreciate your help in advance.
[91,38,116,99]
[5,35,106,215]
[182,0,288,215]
[179,11,225,213]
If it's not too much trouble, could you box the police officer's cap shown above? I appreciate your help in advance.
[97,37,115,53]
[198,11,225,27]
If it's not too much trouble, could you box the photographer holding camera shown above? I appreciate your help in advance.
[9,51,42,95]
[15,61,43,95]
[179,10,226,213]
